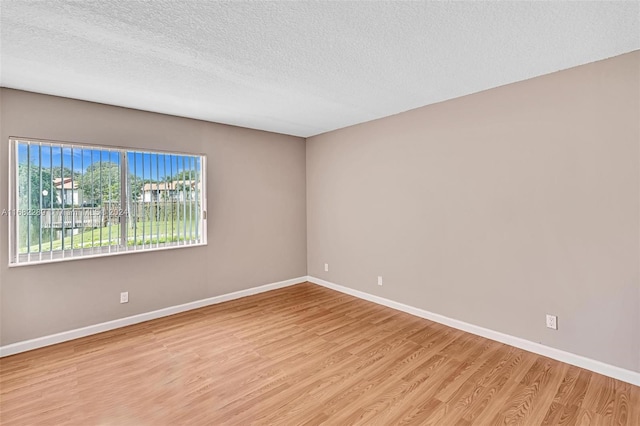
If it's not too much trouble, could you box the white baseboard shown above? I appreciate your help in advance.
[0,276,307,358]
[4,275,638,387]
[307,276,640,387]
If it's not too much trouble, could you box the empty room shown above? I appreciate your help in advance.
[0,1,639,425]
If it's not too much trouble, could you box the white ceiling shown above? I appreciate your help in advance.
[1,1,638,137]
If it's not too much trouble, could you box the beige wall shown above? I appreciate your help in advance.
[0,89,307,346]
[307,52,640,372]
[2,52,638,374]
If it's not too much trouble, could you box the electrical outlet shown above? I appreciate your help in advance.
[378,276,383,286]
[546,314,557,330]
[324,263,329,272]
[120,292,129,304]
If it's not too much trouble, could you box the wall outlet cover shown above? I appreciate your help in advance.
[546,314,557,330]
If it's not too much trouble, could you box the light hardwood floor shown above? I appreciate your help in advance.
[1,283,638,425]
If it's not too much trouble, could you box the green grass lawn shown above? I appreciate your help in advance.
[22,220,199,253]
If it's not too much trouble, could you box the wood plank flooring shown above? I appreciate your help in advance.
[1,283,638,425]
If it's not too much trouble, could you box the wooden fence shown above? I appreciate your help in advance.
[40,202,199,229]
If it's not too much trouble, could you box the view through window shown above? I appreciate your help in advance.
[8,138,207,265]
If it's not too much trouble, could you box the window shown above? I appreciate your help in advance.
[7,138,207,266]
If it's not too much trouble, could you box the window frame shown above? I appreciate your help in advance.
[7,137,208,267]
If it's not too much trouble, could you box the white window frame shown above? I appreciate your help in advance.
[8,137,207,266]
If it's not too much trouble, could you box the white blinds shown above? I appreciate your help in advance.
[9,138,207,265]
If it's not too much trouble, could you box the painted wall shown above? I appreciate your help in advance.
[0,89,307,345]
[307,52,640,372]
[2,52,638,374]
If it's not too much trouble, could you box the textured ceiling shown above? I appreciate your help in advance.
[1,1,638,137]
